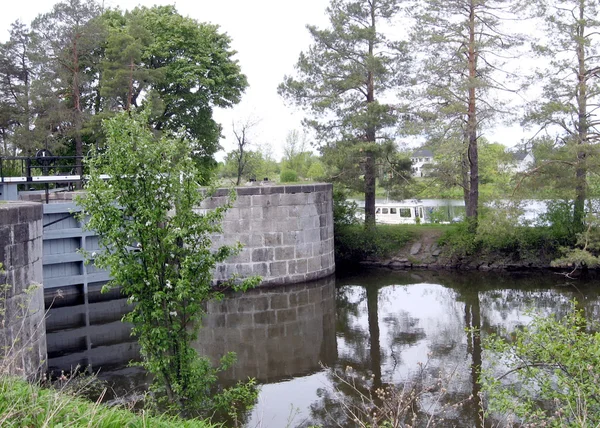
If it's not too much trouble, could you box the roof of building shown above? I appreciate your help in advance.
[411,149,434,158]
[511,151,531,162]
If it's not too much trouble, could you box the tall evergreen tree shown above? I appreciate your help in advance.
[523,0,600,233]
[31,0,105,173]
[0,22,35,155]
[279,0,410,228]
[411,0,522,231]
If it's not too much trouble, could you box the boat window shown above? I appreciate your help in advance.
[390,208,397,214]
[399,208,412,218]
[382,208,389,214]
[376,208,381,214]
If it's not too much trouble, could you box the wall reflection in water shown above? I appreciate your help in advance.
[194,276,337,383]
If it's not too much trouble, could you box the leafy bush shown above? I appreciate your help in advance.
[481,303,600,427]
[332,187,359,227]
[537,200,577,246]
[279,168,298,183]
[437,221,478,257]
[334,224,414,264]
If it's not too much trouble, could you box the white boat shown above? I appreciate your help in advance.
[375,201,425,224]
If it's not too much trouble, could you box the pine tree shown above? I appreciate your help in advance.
[523,0,600,233]
[279,0,410,228]
[411,0,523,231]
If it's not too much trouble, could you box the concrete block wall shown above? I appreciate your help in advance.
[194,276,337,382]
[204,184,335,285]
[0,201,46,378]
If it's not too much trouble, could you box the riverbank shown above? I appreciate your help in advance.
[354,227,562,272]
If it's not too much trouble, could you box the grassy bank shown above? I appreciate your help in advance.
[0,376,216,428]
[334,224,417,264]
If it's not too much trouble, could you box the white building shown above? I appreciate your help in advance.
[509,150,535,173]
[410,149,434,177]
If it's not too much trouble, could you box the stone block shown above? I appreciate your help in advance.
[283,231,300,246]
[264,233,282,246]
[270,293,289,310]
[308,256,322,273]
[296,243,313,258]
[249,234,264,247]
[270,261,287,277]
[252,262,269,276]
[236,195,252,207]
[253,311,276,325]
[288,259,308,275]
[281,193,307,206]
[276,308,297,323]
[275,246,296,261]
[252,248,274,263]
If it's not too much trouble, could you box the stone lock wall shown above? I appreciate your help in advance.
[0,201,46,378]
[203,184,335,285]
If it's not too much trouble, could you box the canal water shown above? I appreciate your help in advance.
[45,268,600,427]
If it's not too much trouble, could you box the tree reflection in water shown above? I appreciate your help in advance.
[302,269,600,428]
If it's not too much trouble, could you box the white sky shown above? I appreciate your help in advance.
[1,0,529,161]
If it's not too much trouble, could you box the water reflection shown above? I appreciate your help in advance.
[193,277,337,382]
[45,269,600,427]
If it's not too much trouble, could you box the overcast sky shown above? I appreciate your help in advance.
[1,0,528,161]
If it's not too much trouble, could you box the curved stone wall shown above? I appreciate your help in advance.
[0,201,46,378]
[204,184,335,286]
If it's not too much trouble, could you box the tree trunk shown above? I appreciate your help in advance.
[363,1,377,230]
[72,36,83,179]
[574,2,587,234]
[466,0,479,233]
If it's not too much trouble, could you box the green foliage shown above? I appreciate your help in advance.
[279,168,298,183]
[77,111,259,417]
[437,221,478,257]
[0,376,217,427]
[306,161,325,181]
[332,187,359,227]
[439,204,565,261]
[334,225,414,264]
[481,303,600,427]
[537,200,578,245]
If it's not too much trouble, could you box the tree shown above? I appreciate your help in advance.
[281,129,314,179]
[78,110,259,416]
[219,150,264,184]
[0,21,35,155]
[279,0,410,227]
[111,6,248,175]
[411,0,523,231]
[522,0,600,234]
[31,0,105,174]
[230,117,260,185]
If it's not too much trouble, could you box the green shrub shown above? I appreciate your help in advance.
[332,187,359,227]
[481,302,600,427]
[279,169,298,183]
[334,224,414,264]
[438,221,478,257]
[537,200,577,246]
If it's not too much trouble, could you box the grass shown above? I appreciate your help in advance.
[0,376,217,428]
[334,223,417,263]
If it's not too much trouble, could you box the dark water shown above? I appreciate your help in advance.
[45,269,600,427]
